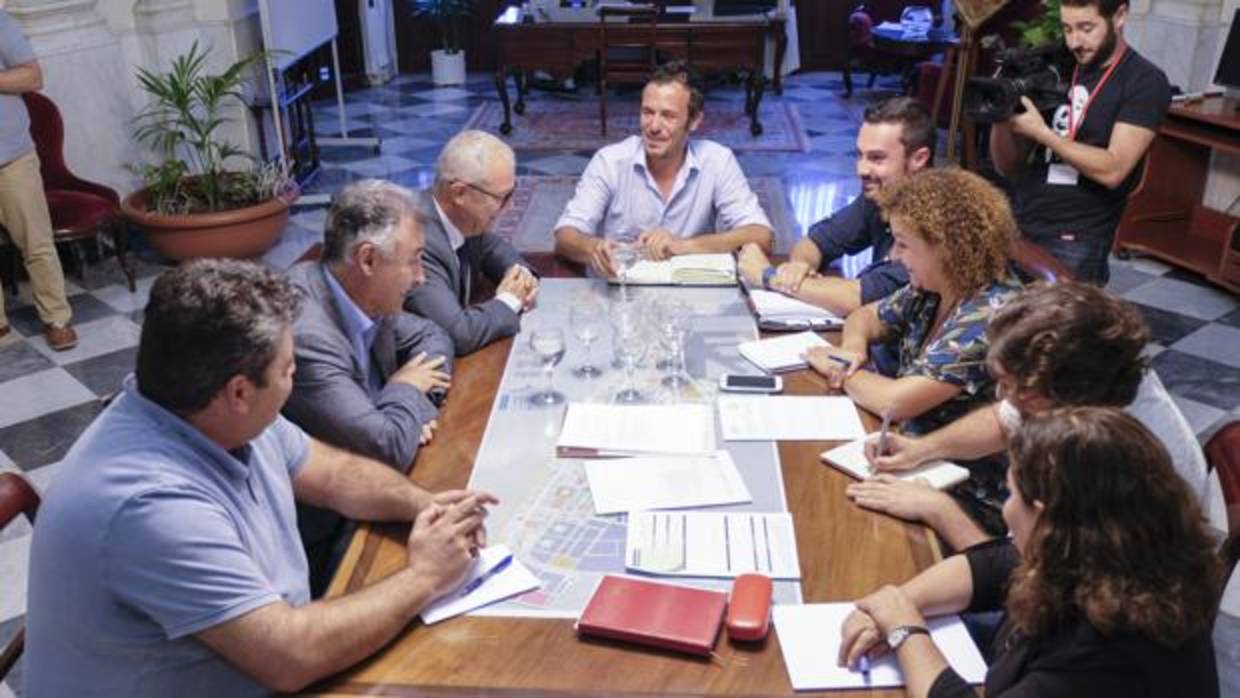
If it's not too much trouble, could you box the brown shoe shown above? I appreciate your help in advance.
[44,323,78,351]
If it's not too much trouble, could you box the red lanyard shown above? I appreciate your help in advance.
[1067,43,1126,141]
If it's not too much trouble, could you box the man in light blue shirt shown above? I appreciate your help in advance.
[553,61,773,276]
[25,259,496,697]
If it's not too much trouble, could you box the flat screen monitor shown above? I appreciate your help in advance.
[1214,8,1240,90]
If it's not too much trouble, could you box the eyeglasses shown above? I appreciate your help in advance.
[462,180,516,208]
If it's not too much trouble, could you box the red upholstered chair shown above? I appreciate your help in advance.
[1206,422,1240,576]
[1,92,135,293]
[0,472,40,682]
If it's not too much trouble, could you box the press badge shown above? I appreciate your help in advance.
[1047,162,1079,186]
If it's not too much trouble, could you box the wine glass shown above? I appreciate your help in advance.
[609,230,641,302]
[611,309,648,403]
[657,302,692,390]
[570,302,605,378]
[528,327,567,406]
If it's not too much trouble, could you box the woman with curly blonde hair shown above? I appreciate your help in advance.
[807,168,1023,531]
[839,407,1222,697]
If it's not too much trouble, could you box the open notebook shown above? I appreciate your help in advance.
[821,439,970,490]
[617,253,737,286]
[744,288,843,330]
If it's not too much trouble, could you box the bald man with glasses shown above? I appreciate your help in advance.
[405,130,538,355]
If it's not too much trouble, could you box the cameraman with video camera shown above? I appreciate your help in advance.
[989,0,1169,285]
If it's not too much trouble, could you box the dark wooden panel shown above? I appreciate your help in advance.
[795,0,852,71]
[395,0,508,73]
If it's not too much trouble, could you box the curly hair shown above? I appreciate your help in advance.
[875,168,1015,295]
[137,259,301,414]
[1005,407,1222,646]
[987,281,1150,407]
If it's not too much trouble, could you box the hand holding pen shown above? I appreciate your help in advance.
[803,346,865,391]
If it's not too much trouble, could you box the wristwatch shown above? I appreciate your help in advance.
[886,625,930,651]
[761,266,777,290]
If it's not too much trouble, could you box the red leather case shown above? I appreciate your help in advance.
[577,575,727,656]
[726,573,772,641]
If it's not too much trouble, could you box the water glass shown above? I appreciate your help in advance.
[529,327,567,406]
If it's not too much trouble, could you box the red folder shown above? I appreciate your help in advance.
[576,575,727,656]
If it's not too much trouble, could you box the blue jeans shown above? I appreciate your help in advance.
[1026,230,1113,286]
[1217,610,1240,697]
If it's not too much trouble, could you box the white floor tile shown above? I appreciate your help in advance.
[30,315,142,366]
[90,275,155,314]
[0,534,32,623]
[342,155,419,178]
[1114,255,1174,276]
[1171,324,1240,369]
[0,368,95,429]
[1123,277,1239,322]
[1171,395,1226,439]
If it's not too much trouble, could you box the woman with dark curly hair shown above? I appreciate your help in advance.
[838,407,1223,697]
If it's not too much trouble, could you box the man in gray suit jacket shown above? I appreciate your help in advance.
[283,180,455,592]
[405,130,538,355]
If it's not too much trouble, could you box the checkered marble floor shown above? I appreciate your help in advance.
[1,71,1237,695]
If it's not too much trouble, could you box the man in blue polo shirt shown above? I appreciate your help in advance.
[736,97,933,317]
[24,259,496,697]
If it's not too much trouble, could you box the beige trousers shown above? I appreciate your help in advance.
[0,150,71,329]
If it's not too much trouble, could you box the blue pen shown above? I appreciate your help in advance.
[458,554,513,597]
[857,655,871,681]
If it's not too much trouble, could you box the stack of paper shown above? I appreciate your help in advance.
[773,603,987,690]
[625,511,801,579]
[421,545,541,624]
[556,403,716,456]
[821,439,970,490]
[718,395,866,441]
[584,451,751,515]
[747,288,843,329]
[619,253,737,286]
[737,330,831,372]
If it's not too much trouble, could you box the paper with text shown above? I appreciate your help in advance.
[718,395,866,441]
[421,545,541,625]
[557,403,716,456]
[625,511,801,579]
[585,451,752,515]
[773,603,987,690]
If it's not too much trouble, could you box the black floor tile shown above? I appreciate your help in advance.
[1151,349,1240,411]
[1132,302,1209,346]
[0,341,55,384]
[1215,306,1240,330]
[5,293,117,337]
[0,399,106,471]
[62,347,138,398]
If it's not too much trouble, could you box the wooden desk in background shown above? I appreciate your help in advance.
[492,9,787,137]
[1115,96,1240,293]
[310,323,942,697]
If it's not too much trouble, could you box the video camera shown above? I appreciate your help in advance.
[964,43,1072,123]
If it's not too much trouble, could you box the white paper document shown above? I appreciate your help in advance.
[773,603,988,690]
[821,439,971,490]
[625,511,801,579]
[584,450,752,515]
[747,289,843,326]
[421,545,541,625]
[617,253,737,286]
[718,395,866,442]
[737,331,831,372]
[556,403,716,456]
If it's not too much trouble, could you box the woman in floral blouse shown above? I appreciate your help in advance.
[806,168,1023,535]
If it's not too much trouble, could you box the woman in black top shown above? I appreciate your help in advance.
[839,407,1223,697]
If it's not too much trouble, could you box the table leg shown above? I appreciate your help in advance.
[494,68,514,135]
[514,71,528,115]
[842,60,854,98]
[748,72,766,136]
[773,20,787,95]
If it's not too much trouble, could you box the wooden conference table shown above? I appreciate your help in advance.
[310,298,943,697]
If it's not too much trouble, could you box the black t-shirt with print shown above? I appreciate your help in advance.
[1007,47,1170,239]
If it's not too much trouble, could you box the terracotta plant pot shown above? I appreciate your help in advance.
[121,185,299,261]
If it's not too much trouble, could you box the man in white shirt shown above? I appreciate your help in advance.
[849,281,1226,550]
[553,60,773,276]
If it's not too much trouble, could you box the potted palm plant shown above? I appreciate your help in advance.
[121,41,298,260]
[409,0,472,85]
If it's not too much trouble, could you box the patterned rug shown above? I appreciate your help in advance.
[463,99,810,153]
[491,175,800,255]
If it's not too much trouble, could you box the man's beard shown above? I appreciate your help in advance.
[1076,20,1118,68]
